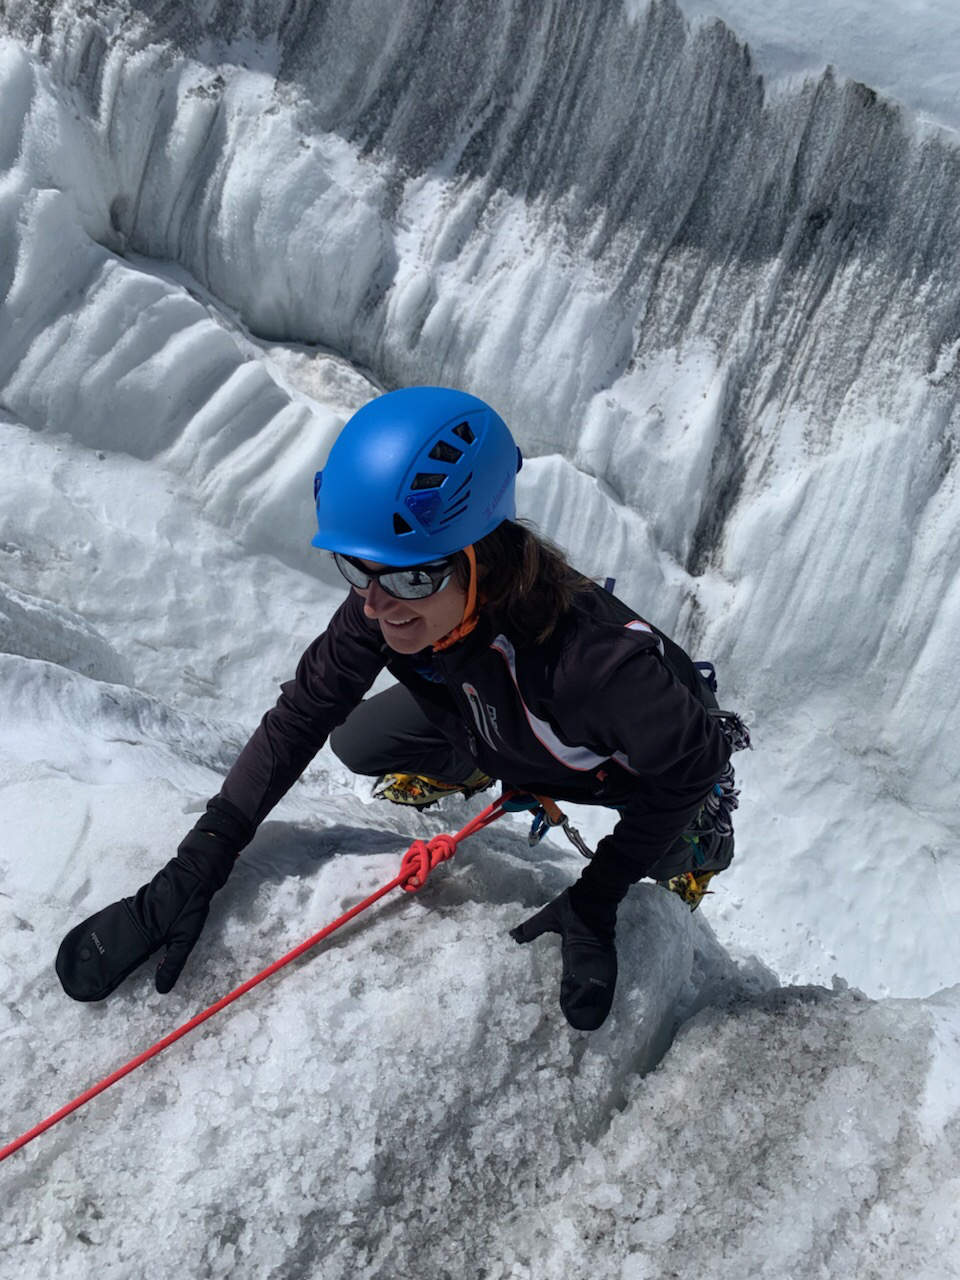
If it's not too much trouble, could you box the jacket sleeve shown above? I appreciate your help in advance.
[215,590,388,834]
[559,641,730,892]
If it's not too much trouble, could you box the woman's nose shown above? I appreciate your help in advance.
[360,579,389,617]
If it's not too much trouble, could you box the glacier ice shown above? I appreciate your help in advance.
[2,1,960,1276]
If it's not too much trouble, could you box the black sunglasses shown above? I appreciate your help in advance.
[333,552,456,600]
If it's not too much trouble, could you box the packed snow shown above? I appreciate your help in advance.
[2,2,960,1277]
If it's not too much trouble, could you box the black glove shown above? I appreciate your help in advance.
[510,888,618,1031]
[56,799,251,1002]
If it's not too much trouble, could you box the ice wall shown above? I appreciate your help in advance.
[2,0,958,756]
[0,0,958,989]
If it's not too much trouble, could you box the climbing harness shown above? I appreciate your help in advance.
[662,703,751,911]
[0,791,519,1165]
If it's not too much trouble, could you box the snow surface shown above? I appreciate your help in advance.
[2,1,960,1277]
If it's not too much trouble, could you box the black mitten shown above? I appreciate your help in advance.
[510,888,618,1031]
[56,799,251,1001]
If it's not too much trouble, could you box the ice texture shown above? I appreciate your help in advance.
[1,2,960,1277]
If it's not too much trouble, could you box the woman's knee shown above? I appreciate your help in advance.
[329,719,376,775]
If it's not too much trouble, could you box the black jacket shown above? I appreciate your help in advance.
[215,583,730,882]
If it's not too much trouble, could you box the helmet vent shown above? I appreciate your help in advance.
[411,472,447,490]
[440,494,470,526]
[429,440,463,463]
[449,470,473,500]
[393,513,414,535]
[452,421,475,445]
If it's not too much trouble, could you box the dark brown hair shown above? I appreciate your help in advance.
[454,519,592,644]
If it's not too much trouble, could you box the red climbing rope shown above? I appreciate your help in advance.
[0,790,517,1164]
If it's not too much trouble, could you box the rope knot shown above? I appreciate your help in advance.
[400,833,458,892]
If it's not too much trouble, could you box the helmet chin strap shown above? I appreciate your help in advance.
[432,544,480,652]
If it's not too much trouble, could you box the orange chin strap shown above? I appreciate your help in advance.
[432,544,481,652]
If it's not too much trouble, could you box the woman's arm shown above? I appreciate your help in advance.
[217,589,389,833]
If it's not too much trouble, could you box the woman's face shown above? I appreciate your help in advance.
[354,561,468,653]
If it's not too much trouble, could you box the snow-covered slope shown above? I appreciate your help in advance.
[2,1,960,1276]
[2,653,958,1279]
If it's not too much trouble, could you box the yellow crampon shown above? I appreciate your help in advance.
[662,869,718,912]
[374,769,493,809]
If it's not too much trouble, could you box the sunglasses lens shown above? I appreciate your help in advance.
[332,553,371,589]
[380,567,449,600]
[333,553,453,599]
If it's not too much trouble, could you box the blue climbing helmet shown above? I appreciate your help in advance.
[311,386,523,563]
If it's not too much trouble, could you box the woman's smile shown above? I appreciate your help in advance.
[356,569,468,652]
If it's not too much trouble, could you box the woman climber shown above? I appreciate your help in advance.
[57,387,747,1030]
